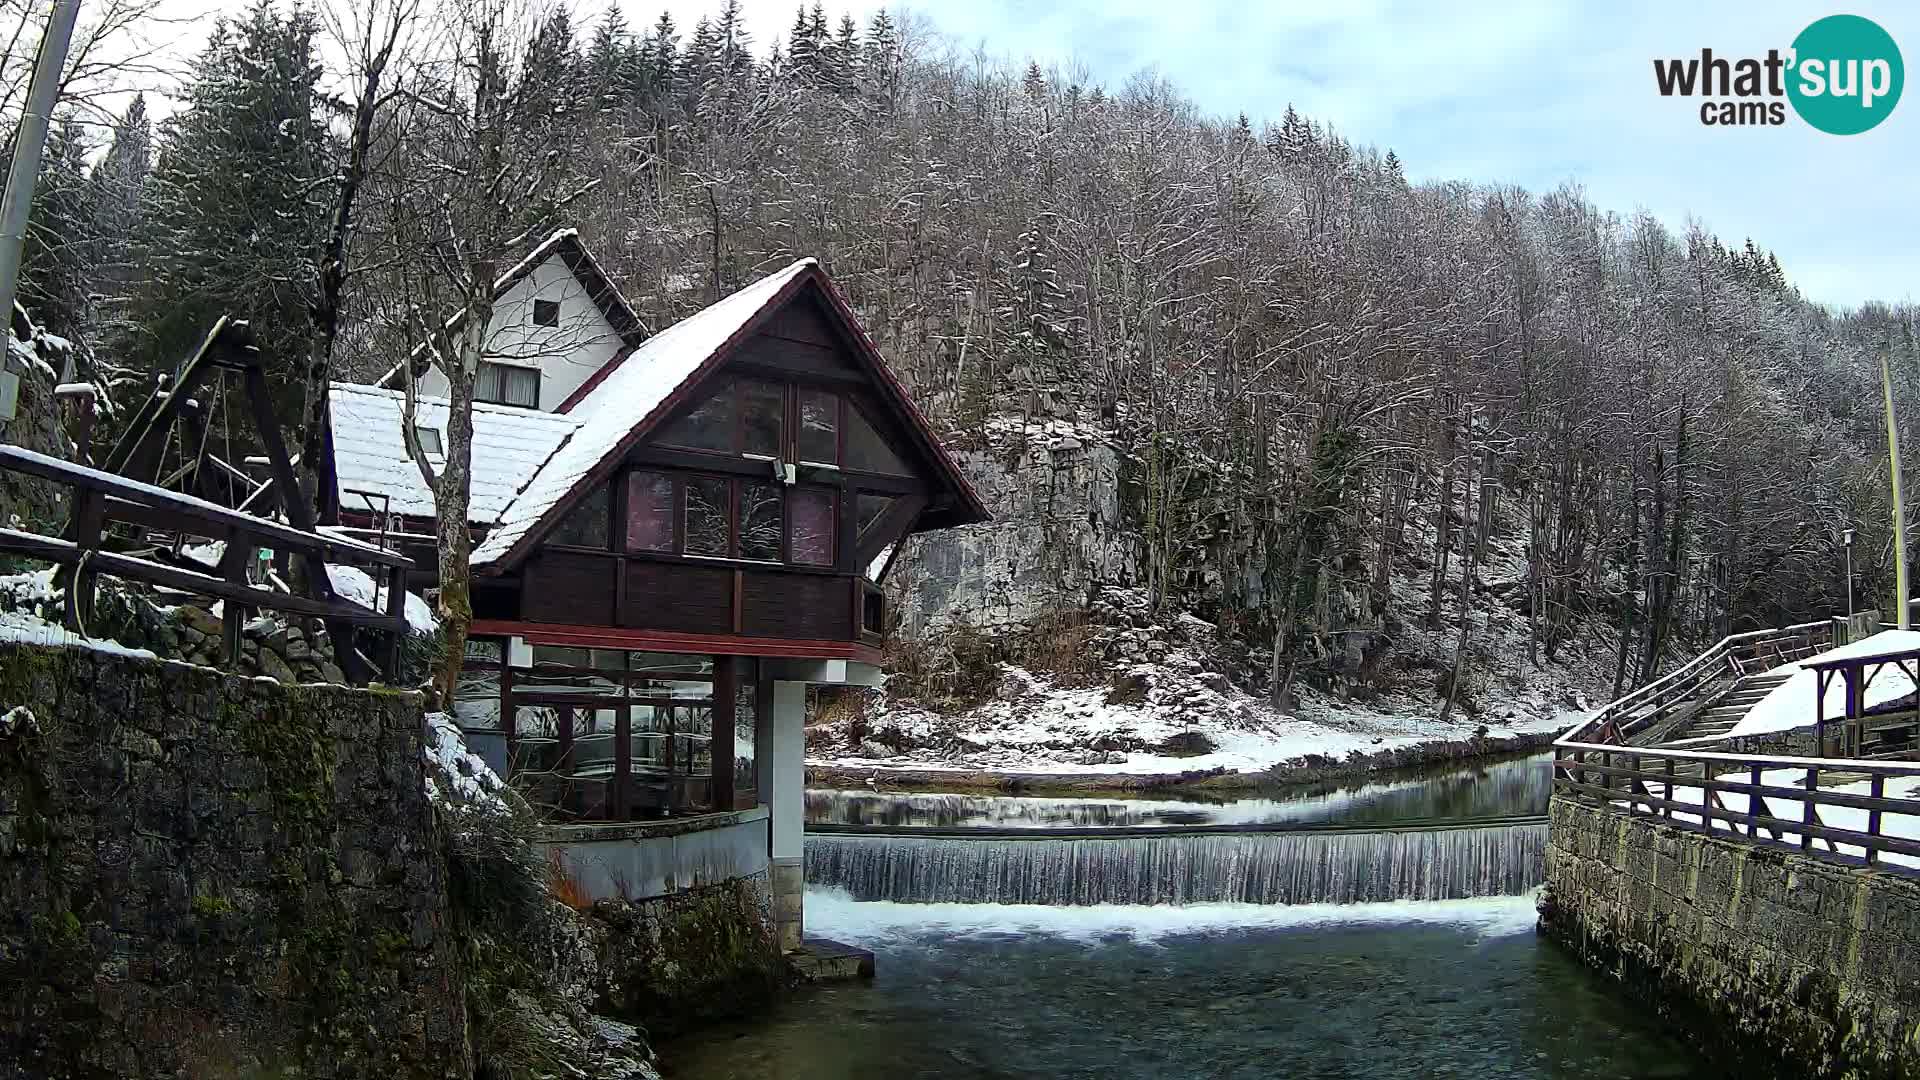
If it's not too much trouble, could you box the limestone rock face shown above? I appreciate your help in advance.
[894,421,1139,636]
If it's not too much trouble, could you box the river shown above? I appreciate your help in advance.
[660,753,1707,1078]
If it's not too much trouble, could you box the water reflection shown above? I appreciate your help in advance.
[806,752,1551,830]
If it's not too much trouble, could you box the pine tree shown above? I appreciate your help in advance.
[520,10,580,124]
[17,115,94,338]
[786,5,819,82]
[127,3,329,392]
[864,8,898,105]
[87,95,151,364]
[828,13,859,94]
[715,0,752,81]
[1023,61,1046,100]
[587,7,633,107]
[648,11,679,107]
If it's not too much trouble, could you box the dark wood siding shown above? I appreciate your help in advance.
[521,551,616,625]
[740,569,850,639]
[731,332,858,377]
[621,559,732,633]
[761,296,840,347]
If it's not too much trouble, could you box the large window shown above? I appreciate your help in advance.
[626,471,674,551]
[791,488,834,566]
[550,485,609,548]
[476,361,540,408]
[657,378,913,477]
[594,471,841,566]
[660,386,734,451]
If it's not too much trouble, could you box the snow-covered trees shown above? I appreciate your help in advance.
[9,0,1918,707]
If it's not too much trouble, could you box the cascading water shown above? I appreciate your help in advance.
[805,822,1546,906]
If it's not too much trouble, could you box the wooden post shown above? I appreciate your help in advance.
[382,565,406,681]
[1664,757,1675,819]
[500,663,517,783]
[1802,766,1817,851]
[556,705,575,815]
[1748,763,1761,838]
[613,704,631,821]
[1868,774,1885,865]
[61,487,104,632]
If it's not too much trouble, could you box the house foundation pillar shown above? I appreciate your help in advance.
[767,679,807,952]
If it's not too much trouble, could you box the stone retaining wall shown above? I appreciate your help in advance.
[0,641,469,1079]
[1542,793,1920,1079]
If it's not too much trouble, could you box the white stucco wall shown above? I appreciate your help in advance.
[415,254,628,411]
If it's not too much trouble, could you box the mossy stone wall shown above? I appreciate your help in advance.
[591,875,784,1039]
[0,641,470,1079]
[1543,793,1920,1080]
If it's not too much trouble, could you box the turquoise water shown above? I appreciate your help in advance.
[659,891,1703,1080]
[804,752,1553,831]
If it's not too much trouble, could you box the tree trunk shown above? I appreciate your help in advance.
[299,31,396,524]
[431,284,490,705]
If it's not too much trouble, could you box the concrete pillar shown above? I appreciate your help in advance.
[767,679,806,951]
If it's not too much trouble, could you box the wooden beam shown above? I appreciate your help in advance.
[0,448,409,568]
[856,493,927,567]
[0,528,401,628]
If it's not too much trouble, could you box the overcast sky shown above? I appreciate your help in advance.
[629,0,1915,311]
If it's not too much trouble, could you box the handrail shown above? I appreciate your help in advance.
[1554,613,1920,870]
[1558,620,1831,745]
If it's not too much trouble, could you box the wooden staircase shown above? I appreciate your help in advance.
[1667,670,1796,743]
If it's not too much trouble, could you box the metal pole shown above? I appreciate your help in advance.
[0,0,83,333]
[1880,346,1910,629]
[1845,528,1856,621]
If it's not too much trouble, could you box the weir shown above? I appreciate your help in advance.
[805,819,1546,905]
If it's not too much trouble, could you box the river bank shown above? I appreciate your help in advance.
[806,728,1562,797]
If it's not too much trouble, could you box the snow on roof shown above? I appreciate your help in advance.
[1726,628,1920,738]
[328,382,581,524]
[470,259,817,567]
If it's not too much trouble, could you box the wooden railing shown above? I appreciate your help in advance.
[1553,743,1920,867]
[1556,618,1920,870]
[1559,621,1832,748]
[0,444,413,683]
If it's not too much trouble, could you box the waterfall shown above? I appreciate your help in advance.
[804,823,1546,906]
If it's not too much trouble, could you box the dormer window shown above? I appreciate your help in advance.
[532,298,560,327]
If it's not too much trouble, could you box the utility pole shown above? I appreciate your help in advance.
[1880,345,1909,629]
[0,0,82,384]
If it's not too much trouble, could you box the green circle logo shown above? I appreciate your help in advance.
[1788,14,1903,134]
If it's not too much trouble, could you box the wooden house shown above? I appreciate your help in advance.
[320,232,987,944]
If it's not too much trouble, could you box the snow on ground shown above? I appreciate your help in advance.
[423,710,510,812]
[327,564,438,635]
[1624,767,1920,869]
[0,569,157,660]
[812,652,1587,776]
[1728,629,1920,739]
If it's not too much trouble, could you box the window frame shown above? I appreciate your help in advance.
[531,298,561,327]
[653,379,912,480]
[475,360,541,409]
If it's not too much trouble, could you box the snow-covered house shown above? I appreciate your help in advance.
[320,232,988,946]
